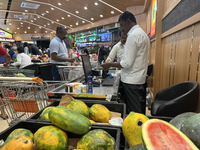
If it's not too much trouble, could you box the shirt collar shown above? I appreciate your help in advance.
[55,36,62,42]
[127,25,139,35]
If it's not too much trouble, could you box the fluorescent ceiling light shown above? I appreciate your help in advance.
[56,19,59,22]
[35,31,37,33]
[51,7,54,10]
[100,15,103,17]
[91,18,94,20]
[58,3,61,5]
[24,31,27,33]
[111,11,114,14]
[47,23,50,25]
[17,28,19,29]
[51,21,54,24]
[46,11,49,13]
[45,31,47,33]
[82,21,85,23]
[31,20,33,22]
[21,22,23,24]
[76,11,79,13]
[25,10,28,12]
[99,0,123,13]
[28,27,30,29]
[70,25,72,27]
[84,7,87,10]
[94,2,98,5]
[76,22,78,25]
[34,18,37,20]
[68,15,70,17]
[62,17,64,19]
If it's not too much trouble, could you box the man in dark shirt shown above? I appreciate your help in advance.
[83,47,89,55]
[29,44,42,55]
[97,46,107,64]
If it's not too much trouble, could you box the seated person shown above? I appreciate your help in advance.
[12,46,32,68]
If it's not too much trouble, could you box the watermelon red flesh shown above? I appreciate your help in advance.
[143,119,198,150]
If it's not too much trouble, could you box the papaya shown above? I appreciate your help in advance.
[67,100,89,118]
[169,112,196,130]
[77,129,115,150]
[181,113,200,148]
[129,144,145,150]
[39,106,55,121]
[1,136,34,150]
[89,120,96,124]
[49,106,91,135]
[33,125,68,150]
[142,119,199,150]
[1,128,33,148]
[89,104,111,123]
[122,112,149,147]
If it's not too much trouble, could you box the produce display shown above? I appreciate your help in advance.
[77,129,115,150]
[122,112,149,147]
[67,100,89,118]
[30,54,50,63]
[89,104,111,123]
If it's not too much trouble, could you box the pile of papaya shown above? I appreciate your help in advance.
[0,100,115,150]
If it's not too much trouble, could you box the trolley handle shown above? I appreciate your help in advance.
[0,77,43,84]
[56,65,82,68]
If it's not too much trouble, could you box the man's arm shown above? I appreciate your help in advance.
[51,53,75,63]
[106,44,118,62]
[3,53,11,67]
[101,62,122,70]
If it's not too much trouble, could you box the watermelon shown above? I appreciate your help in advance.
[142,119,198,150]
[181,113,200,148]
[169,112,196,130]
[129,143,145,150]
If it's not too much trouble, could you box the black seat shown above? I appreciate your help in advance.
[151,81,199,117]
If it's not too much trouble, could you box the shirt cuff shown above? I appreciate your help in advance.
[120,59,129,69]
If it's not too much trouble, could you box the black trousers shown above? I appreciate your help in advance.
[122,82,145,114]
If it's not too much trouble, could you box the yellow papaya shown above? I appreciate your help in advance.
[1,136,34,150]
[89,120,96,124]
[122,112,149,147]
[89,104,111,123]
[67,100,89,118]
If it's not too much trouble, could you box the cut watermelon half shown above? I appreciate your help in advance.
[142,119,199,150]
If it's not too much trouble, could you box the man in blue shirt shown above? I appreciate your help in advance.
[50,26,75,80]
[97,46,107,64]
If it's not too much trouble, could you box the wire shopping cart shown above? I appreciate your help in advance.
[0,77,48,126]
[0,67,35,77]
[57,65,83,81]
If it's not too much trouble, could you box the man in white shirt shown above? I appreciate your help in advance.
[102,11,149,113]
[12,46,32,68]
[50,26,75,80]
[106,31,127,62]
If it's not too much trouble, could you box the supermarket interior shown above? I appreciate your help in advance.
[0,0,200,149]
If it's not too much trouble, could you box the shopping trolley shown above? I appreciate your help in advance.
[0,77,48,126]
[0,66,35,77]
[57,65,83,81]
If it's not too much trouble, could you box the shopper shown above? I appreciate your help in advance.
[101,11,150,113]
[97,45,107,64]
[23,42,31,56]
[7,45,15,60]
[106,31,127,62]
[38,46,43,54]
[12,43,18,61]
[29,44,41,55]
[12,46,32,68]
[50,25,75,80]
[83,47,89,55]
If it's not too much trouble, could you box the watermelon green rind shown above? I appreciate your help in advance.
[181,113,200,148]
[142,119,199,150]
[49,106,91,135]
[129,143,145,150]
[169,112,196,130]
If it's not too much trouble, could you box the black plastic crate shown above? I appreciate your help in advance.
[27,100,126,127]
[0,121,121,150]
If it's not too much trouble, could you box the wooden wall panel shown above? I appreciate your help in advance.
[146,4,151,35]
[163,0,177,14]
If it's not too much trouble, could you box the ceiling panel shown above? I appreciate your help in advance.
[0,0,146,34]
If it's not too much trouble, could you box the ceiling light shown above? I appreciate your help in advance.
[28,27,30,29]
[100,15,103,17]
[76,11,79,13]
[9,23,12,25]
[94,2,98,5]
[84,7,87,10]
[76,22,78,25]
[19,18,22,20]
[56,19,59,22]
[91,18,94,20]
[46,11,49,13]
[39,26,41,29]
[58,3,61,5]
[23,13,25,15]
[70,25,72,27]
[7,28,9,30]
[47,23,50,25]
[37,16,40,18]
[14,32,17,34]
[35,31,37,33]
[51,21,54,24]
[24,31,27,33]
[82,21,85,23]
[45,31,47,33]
[68,15,70,17]
[111,11,114,14]
[44,25,46,27]
[62,17,64,19]
[17,28,19,29]
[65,26,67,28]
[21,22,23,24]
[31,20,33,22]
[34,18,37,20]
[25,10,28,12]
[51,7,54,10]
[41,13,44,16]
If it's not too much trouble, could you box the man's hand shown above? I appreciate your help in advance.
[3,62,10,67]
[67,58,76,63]
[101,63,111,70]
